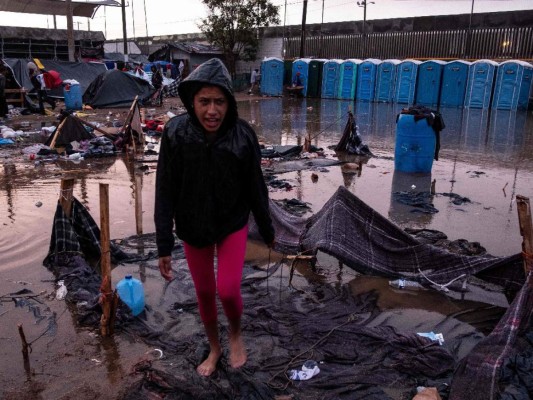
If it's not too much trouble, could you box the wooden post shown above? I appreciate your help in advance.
[99,183,113,336]
[516,195,533,275]
[17,323,30,361]
[135,172,143,235]
[59,178,75,218]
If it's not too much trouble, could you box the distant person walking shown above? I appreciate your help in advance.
[248,68,259,95]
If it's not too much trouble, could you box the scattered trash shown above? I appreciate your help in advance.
[146,348,164,359]
[417,332,444,345]
[288,360,320,381]
[411,184,416,189]
[389,279,425,290]
[35,201,43,208]
[55,280,67,300]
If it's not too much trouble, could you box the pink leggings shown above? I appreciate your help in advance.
[183,225,248,324]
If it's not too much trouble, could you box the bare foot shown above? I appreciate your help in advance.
[196,349,222,377]
[229,335,247,369]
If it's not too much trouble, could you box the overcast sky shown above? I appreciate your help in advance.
[0,0,532,40]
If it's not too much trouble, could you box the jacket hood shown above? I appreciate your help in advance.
[178,58,238,130]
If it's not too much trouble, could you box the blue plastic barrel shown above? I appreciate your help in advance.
[116,275,145,316]
[394,114,436,173]
[63,83,82,110]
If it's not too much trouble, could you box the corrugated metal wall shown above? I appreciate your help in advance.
[283,26,533,61]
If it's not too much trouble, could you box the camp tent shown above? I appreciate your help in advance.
[2,58,107,98]
[83,69,154,108]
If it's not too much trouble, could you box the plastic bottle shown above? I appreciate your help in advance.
[389,279,424,290]
[116,275,145,316]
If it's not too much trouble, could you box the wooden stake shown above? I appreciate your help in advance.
[99,183,113,337]
[17,323,30,361]
[135,172,143,235]
[516,195,533,275]
[49,117,68,150]
[59,178,75,218]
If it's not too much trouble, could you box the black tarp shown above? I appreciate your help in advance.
[42,185,532,400]
[2,58,107,98]
[83,69,154,108]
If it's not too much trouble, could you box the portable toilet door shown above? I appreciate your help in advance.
[260,57,284,96]
[492,60,533,110]
[292,59,311,96]
[356,59,381,101]
[464,59,498,109]
[375,59,400,103]
[440,60,471,107]
[307,59,326,97]
[338,59,362,100]
[415,60,446,107]
[394,60,421,104]
[321,60,343,99]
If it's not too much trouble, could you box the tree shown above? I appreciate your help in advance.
[199,0,280,76]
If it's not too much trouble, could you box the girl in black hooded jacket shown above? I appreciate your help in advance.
[155,58,274,377]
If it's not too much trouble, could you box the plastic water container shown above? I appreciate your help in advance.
[116,275,145,316]
[394,114,436,173]
[63,83,83,110]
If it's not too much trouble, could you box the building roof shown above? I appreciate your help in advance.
[0,26,105,41]
[0,0,120,18]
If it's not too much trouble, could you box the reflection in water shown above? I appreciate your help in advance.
[389,171,435,227]
[2,164,16,222]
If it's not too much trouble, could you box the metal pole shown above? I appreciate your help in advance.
[466,0,475,59]
[121,0,128,61]
[66,0,75,61]
[299,0,308,58]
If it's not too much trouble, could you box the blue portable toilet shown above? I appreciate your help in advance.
[260,57,284,96]
[440,60,471,107]
[321,59,343,99]
[375,59,401,103]
[292,58,311,97]
[394,60,421,104]
[492,60,533,110]
[464,60,499,109]
[337,59,362,100]
[415,60,446,107]
[356,59,381,101]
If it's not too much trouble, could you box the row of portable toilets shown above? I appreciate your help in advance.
[260,57,533,110]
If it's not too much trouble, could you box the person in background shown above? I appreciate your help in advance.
[166,63,172,79]
[155,58,275,377]
[248,68,259,95]
[134,63,145,78]
[27,62,56,115]
[0,64,8,119]
[150,64,164,106]
[293,71,303,87]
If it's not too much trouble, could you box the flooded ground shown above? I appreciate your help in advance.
[0,97,532,399]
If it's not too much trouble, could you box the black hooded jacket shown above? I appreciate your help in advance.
[154,58,274,255]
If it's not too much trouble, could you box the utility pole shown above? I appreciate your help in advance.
[299,0,308,58]
[66,0,75,61]
[357,0,374,57]
[465,0,475,59]
[121,0,128,61]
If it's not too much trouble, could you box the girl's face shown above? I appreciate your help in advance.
[193,86,228,134]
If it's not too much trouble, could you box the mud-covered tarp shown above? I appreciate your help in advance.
[82,69,154,108]
[43,187,532,400]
